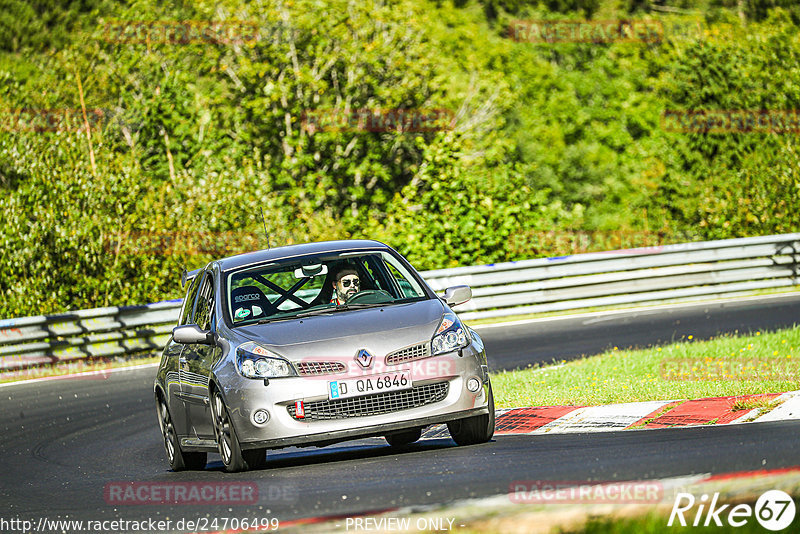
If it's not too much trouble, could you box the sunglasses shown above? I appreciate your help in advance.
[340,277,360,288]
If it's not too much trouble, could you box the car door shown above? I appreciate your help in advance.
[165,273,201,436]
[179,271,219,439]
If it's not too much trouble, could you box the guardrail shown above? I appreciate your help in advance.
[420,233,800,320]
[0,301,183,373]
[1,233,798,373]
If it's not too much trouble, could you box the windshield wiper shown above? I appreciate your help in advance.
[247,315,300,326]
[284,303,386,319]
[292,307,339,318]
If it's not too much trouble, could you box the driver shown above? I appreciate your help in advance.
[331,267,360,305]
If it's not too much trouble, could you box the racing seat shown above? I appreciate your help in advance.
[309,271,336,306]
[230,286,276,322]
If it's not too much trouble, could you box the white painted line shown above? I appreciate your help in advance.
[470,292,800,331]
[730,408,761,424]
[0,362,159,389]
[753,391,800,422]
[533,400,676,434]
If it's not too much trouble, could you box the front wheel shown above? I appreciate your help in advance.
[156,398,207,471]
[212,391,265,472]
[447,380,495,446]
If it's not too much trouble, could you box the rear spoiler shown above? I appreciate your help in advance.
[181,268,202,288]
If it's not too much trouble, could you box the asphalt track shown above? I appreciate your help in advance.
[2,294,800,530]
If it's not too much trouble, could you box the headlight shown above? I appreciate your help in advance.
[236,341,297,379]
[431,312,470,355]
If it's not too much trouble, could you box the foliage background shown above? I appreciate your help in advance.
[1,0,798,317]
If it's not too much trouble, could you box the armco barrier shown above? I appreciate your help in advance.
[0,300,182,371]
[419,233,799,321]
[1,234,798,371]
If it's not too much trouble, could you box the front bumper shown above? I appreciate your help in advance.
[215,343,489,450]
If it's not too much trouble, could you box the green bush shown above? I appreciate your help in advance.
[0,0,798,318]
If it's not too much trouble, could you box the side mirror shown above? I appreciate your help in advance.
[173,324,214,345]
[441,285,472,307]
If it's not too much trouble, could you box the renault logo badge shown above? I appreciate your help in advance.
[355,349,373,369]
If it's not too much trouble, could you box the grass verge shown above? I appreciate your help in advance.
[492,326,800,408]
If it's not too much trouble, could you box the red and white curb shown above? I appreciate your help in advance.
[422,391,800,439]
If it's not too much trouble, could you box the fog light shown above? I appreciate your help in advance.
[252,409,270,425]
[466,377,481,392]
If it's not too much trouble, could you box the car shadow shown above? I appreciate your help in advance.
[204,437,458,472]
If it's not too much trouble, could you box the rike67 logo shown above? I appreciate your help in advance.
[669,490,796,531]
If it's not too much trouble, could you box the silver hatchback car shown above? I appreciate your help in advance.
[154,240,494,472]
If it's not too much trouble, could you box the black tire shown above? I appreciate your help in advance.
[447,380,495,446]
[385,427,422,447]
[212,391,246,472]
[212,391,264,472]
[156,398,207,471]
[242,447,267,469]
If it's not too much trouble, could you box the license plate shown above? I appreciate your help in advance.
[328,370,411,400]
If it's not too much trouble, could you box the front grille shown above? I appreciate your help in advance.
[385,343,431,365]
[287,382,449,421]
[296,361,347,376]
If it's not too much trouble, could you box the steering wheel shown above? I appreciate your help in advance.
[346,289,394,304]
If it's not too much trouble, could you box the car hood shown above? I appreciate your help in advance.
[232,299,446,361]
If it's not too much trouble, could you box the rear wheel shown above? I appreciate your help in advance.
[211,391,267,472]
[447,380,495,446]
[385,427,422,447]
[156,398,207,471]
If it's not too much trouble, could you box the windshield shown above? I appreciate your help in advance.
[225,250,429,326]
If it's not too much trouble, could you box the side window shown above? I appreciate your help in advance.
[178,276,201,326]
[194,274,215,331]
